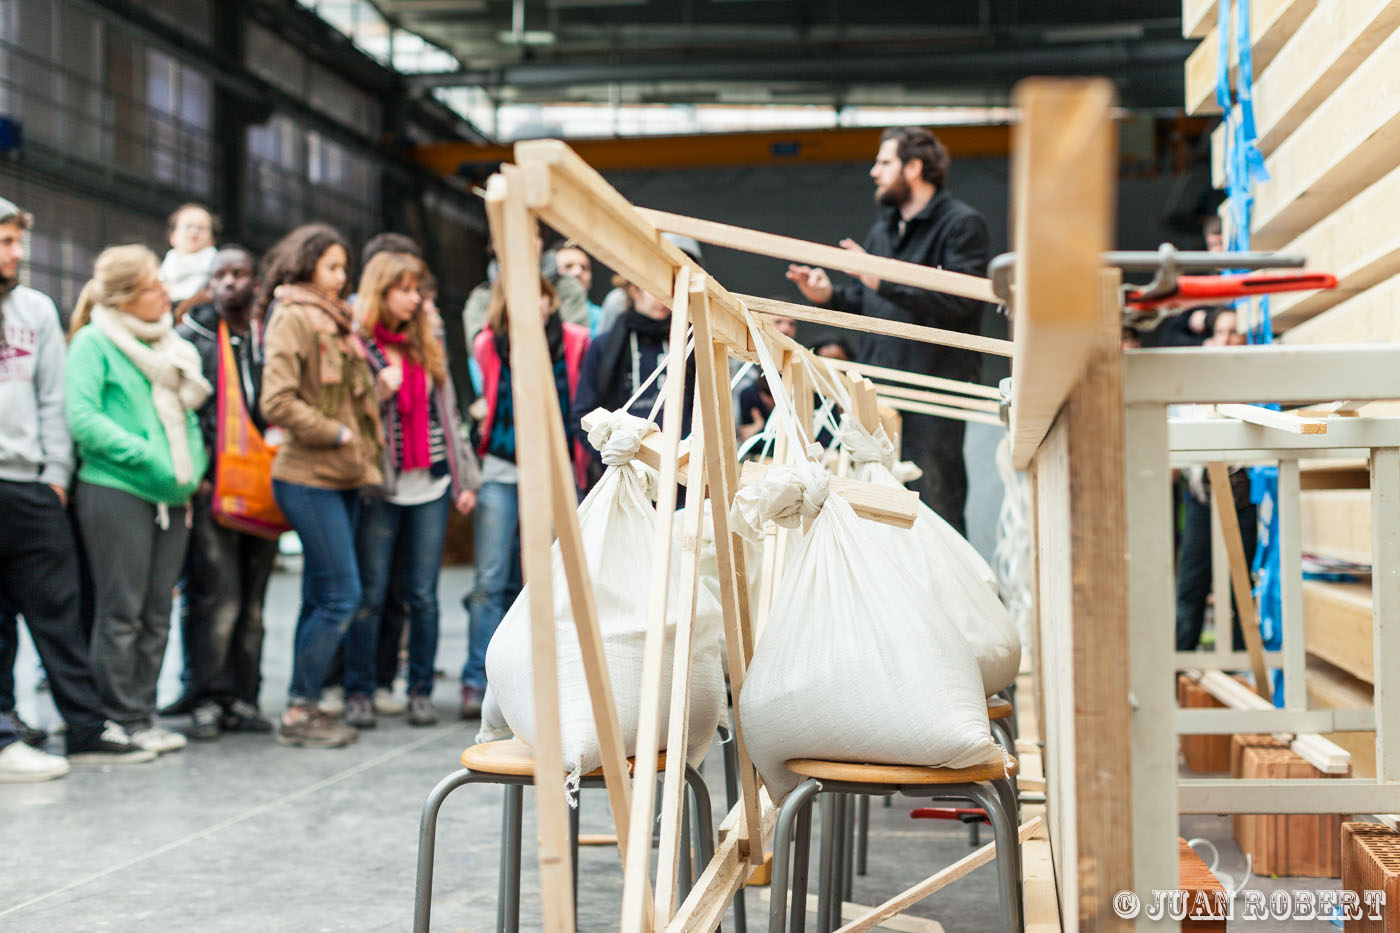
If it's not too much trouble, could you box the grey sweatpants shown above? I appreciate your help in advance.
[77,482,189,731]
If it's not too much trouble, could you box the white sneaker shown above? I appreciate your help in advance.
[372,687,406,716]
[0,740,70,783]
[130,725,187,754]
[318,686,346,716]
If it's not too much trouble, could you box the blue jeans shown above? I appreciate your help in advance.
[273,481,362,704]
[345,490,451,698]
[461,482,521,691]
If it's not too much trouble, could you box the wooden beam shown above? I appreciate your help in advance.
[1183,0,1319,116]
[1191,670,1352,774]
[491,168,576,933]
[639,207,999,305]
[832,818,1043,933]
[1215,403,1329,435]
[738,460,919,529]
[1182,0,1217,38]
[1006,78,1116,469]
[1300,489,1372,564]
[1284,271,1400,345]
[826,356,1003,400]
[1304,580,1374,685]
[1249,26,1400,249]
[1270,162,1400,328]
[741,294,1013,358]
[1206,461,1274,702]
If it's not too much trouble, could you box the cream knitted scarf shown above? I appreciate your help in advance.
[91,305,211,485]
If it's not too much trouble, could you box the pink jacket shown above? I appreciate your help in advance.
[474,321,590,490]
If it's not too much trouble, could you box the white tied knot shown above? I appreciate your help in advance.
[587,410,657,466]
[839,416,896,467]
[729,460,829,542]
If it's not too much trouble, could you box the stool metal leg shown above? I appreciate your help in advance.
[680,791,694,900]
[966,782,1023,933]
[855,795,869,876]
[569,795,581,920]
[500,783,525,933]
[816,794,837,933]
[414,768,481,933]
[718,724,746,933]
[684,764,716,871]
[841,795,855,903]
[768,779,822,933]
[791,793,814,933]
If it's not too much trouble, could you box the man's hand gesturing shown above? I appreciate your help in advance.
[785,264,833,305]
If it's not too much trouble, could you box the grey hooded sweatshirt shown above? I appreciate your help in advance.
[0,285,73,487]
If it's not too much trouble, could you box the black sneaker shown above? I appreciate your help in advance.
[190,702,222,741]
[158,694,196,718]
[67,721,157,763]
[8,711,48,748]
[222,700,273,733]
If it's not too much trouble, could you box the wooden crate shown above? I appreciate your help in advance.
[1342,822,1400,931]
[1178,674,1233,773]
[1237,746,1348,877]
[1178,838,1228,931]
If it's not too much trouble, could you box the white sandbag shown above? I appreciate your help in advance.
[674,498,761,677]
[484,412,725,789]
[841,419,1019,694]
[476,685,512,744]
[735,464,999,803]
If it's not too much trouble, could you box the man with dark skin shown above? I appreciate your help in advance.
[786,128,991,535]
[171,247,279,739]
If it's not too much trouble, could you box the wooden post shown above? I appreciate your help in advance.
[492,168,576,933]
[1205,461,1274,702]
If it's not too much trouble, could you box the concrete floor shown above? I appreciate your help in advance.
[0,562,1354,931]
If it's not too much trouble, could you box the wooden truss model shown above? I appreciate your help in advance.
[477,77,1116,932]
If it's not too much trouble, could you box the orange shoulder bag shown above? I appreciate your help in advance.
[210,320,290,539]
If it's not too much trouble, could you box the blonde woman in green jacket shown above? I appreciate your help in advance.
[66,245,210,756]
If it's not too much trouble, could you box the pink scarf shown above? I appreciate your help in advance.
[373,324,431,471]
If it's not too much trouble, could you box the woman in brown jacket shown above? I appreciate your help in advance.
[258,224,382,749]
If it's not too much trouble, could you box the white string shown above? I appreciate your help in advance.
[740,306,820,460]
[994,433,1035,661]
[620,327,695,419]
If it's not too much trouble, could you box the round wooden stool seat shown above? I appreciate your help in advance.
[786,748,1017,786]
[987,696,1014,721]
[460,738,667,778]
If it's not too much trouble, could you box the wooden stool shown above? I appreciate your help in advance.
[769,749,1023,933]
[854,695,1019,881]
[413,738,715,932]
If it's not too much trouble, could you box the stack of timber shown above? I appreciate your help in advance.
[1342,822,1400,929]
[1183,1,1400,767]
[1178,674,1233,772]
[1235,746,1348,877]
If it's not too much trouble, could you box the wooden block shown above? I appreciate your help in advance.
[1342,822,1400,930]
[1299,459,1372,491]
[1183,0,1318,116]
[1300,489,1372,564]
[1270,162,1400,328]
[1307,654,1377,779]
[1284,270,1400,346]
[1249,26,1400,249]
[1238,746,1347,877]
[1178,838,1229,931]
[1215,403,1328,434]
[1303,579,1374,685]
[746,851,773,886]
[737,460,919,529]
[1178,674,1234,773]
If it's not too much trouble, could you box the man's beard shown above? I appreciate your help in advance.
[875,176,911,208]
[0,269,17,300]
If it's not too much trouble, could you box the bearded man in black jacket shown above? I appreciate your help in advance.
[787,127,991,535]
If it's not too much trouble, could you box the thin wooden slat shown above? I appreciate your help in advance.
[667,796,779,933]
[826,356,1002,400]
[492,168,575,933]
[877,394,1003,426]
[653,279,711,922]
[638,207,999,305]
[1206,461,1274,702]
[620,266,693,933]
[742,294,1012,358]
[1006,78,1116,470]
[832,817,1042,933]
[1215,403,1328,434]
[689,302,765,863]
[873,382,1000,413]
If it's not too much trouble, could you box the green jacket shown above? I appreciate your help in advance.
[66,326,207,505]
